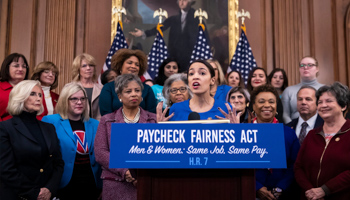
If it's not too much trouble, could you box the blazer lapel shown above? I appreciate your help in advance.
[39,122,52,151]
[60,119,75,143]
[13,117,38,144]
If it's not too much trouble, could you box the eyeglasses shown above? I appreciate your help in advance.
[69,97,86,104]
[43,69,57,76]
[230,95,244,100]
[169,87,187,94]
[81,64,96,68]
[299,63,317,69]
[10,63,28,69]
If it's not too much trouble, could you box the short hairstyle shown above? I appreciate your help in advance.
[7,80,44,116]
[30,61,59,89]
[227,70,245,88]
[188,60,215,78]
[297,85,317,97]
[155,58,180,86]
[72,53,97,82]
[114,74,144,96]
[55,83,90,121]
[246,67,268,93]
[250,84,279,108]
[163,73,192,106]
[226,86,249,104]
[206,59,227,85]
[0,53,29,82]
[316,82,350,112]
[111,49,148,77]
[101,69,116,85]
[300,56,318,66]
[268,68,288,92]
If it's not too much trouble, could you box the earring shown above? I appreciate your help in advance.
[141,97,143,101]
[119,99,122,103]
[275,111,278,116]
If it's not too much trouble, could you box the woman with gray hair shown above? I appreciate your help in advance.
[162,73,192,108]
[94,74,157,200]
[0,80,63,200]
[295,82,350,200]
[42,82,102,199]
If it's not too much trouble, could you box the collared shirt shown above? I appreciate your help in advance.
[181,10,188,31]
[295,113,318,138]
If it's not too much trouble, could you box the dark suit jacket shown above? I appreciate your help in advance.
[286,114,324,131]
[145,8,204,72]
[0,116,64,200]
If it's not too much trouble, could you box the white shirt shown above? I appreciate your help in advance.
[181,10,188,31]
[295,113,318,138]
[42,86,54,115]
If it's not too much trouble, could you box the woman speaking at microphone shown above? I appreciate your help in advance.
[94,74,157,200]
[157,60,240,122]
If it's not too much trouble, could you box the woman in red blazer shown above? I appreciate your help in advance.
[31,61,60,120]
[294,82,350,200]
[0,53,29,121]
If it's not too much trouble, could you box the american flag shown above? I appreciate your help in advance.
[144,24,168,80]
[102,21,129,72]
[227,24,257,85]
[190,24,212,63]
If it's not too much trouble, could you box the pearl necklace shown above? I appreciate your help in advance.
[122,108,140,124]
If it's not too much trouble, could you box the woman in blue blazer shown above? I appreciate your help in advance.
[42,83,102,199]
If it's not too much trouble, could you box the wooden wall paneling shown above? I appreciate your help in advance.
[346,3,350,86]
[84,0,112,77]
[331,0,339,82]
[30,0,38,70]
[34,0,47,66]
[239,0,263,69]
[264,0,274,73]
[75,0,85,56]
[0,0,10,62]
[333,0,350,86]
[312,0,334,84]
[44,0,76,93]
[10,0,33,65]
[260,0,267,69]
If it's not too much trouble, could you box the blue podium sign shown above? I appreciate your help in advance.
[110,123,286,169]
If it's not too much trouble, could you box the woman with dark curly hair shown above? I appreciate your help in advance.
[99,49,157,116]
[295,82,350,200]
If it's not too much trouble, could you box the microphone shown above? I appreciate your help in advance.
[188,112,200,120]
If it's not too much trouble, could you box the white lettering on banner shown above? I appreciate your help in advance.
[190,129,235,143]
[137,129,186,143]
[251,145,268,158]
[240,129,258,143]
[228,146,250,154]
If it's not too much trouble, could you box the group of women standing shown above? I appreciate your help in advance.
[1,50,350,200]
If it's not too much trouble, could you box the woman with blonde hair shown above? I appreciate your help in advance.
[206,59,232,101]
[0,80,63,200]
[31,61,60,120]
[42,83,102,199]
[72,53,102,120]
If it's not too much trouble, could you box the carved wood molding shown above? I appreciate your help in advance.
[346,4,350,86]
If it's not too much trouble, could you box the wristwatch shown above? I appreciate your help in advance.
[274,187,283,193]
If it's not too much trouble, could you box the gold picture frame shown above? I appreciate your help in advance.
[111,0,239,66]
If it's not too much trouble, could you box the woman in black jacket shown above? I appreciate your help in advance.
[0,80,63,200]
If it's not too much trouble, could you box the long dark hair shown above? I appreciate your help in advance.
[155,58,180,86]
[268,68,288,92]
